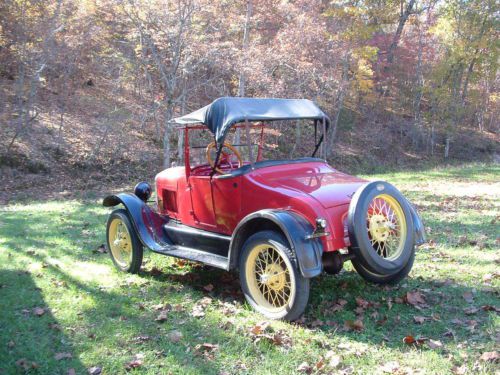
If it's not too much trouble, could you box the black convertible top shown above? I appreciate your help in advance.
[172,97,329,143]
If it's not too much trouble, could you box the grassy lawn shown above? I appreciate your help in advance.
[1,164,498,374]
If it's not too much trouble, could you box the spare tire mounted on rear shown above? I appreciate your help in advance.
[348,181,415,276]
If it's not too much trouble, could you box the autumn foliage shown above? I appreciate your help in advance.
[0,0,497,180]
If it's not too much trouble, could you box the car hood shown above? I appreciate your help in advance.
[253,163,367,208]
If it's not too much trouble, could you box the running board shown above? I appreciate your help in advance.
[150,245,229,270]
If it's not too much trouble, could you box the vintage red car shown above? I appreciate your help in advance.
[103,97,425,321]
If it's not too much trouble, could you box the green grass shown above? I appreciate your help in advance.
[1,164,499,374]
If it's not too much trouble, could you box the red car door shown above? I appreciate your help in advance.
[212,176,241,235]
[189,175,217,230]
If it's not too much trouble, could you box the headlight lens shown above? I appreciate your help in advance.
[316,218,327,230]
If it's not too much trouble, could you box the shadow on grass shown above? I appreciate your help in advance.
[0,269,87,374]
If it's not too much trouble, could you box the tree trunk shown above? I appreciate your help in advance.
[387,0,416,64]
[413,14,424,149]
[236,0,252,146]
[163,104,174,168]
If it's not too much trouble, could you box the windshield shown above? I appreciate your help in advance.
[185,120,325,172]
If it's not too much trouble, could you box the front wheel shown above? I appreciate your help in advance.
[106,209,143,273]
[239,231,309,321]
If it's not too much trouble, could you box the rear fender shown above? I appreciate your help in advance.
[103,193,170,251]
[229,210,323,278]
[407,200,426,246]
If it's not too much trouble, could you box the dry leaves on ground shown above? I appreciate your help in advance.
[344,319,364,332]
[54,352,72,360]
[15,359,39,371]
[404,291,428,309]
[479,351,499,363]
[191,297,212,318]
[33,307,46,316]
[248,321,292,348]
[168,330,183,343]
[87,366,102,375]
[194,343,219,361]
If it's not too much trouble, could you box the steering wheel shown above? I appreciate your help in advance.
[206,141,243,174]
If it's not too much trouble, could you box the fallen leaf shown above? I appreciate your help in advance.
[250,321,270,335]
[54,352,72,360]
[376,316,388,326]
[325,351,341,368]
[297,362,312,374]
[344,319,364,332]
[403,335,425,346]
[155,310,168,322]
[194,343,219,361]
[427,339,443,349]
[451,365,467,374]
[93,245,107,254]
[405,291,427,308]
[380,361,400,373]
[133,335,151,343]
[481,305,500,312]
[88,366,102,375]
[479,351,499,362]
[463,307,479,315]
[15,359,39,370]
[270,331,292,348]
[355,297,370,309]
[48,322,61,330]
[67,369,76,375]
[413,315,427,324]
[125,359,142,370]
[168,330,183,343]
[462,291,474,303]
[314,358,325,370]
[33,307,46,316]
[203,284,214,292]
[149,266,163,276]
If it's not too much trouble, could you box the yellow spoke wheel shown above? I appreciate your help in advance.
[106,209,143,273]
[108,218,133,268]
[245,244,294,309]
[348,181,415,282]
[366,194,407,260]
[240,231,309,321]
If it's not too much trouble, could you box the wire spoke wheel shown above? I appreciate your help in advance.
[366,194,407,261]
[245,244,295,311]
[108,218,133,268]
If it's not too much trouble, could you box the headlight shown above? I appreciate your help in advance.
[316,218,327,230]
[134,181,152,202]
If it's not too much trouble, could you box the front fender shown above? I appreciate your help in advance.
[229,210,323,278]
[103,193,170,251]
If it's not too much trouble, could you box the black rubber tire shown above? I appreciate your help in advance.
[106,209,143,274]
[351,247,415,285]
[239,230,309,321]
[348,181,415,276]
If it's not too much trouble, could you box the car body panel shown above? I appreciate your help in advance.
[155,160,366,252]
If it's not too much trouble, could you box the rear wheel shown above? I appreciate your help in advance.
[106,209,143,273]
[351,249,415,284]
[239,231,309,321]
[348,181,415,279]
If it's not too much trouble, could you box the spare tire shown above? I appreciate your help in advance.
[348,181,415,276]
